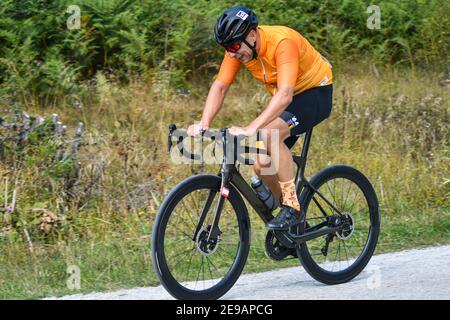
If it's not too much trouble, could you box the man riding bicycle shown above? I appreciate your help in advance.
[187,6,333,231]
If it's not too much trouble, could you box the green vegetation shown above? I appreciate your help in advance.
[1,0,448,104]
[0,0,449,299]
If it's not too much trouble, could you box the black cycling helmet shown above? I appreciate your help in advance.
[214,6,259,59]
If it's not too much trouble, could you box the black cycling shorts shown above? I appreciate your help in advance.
[280,84,333,149]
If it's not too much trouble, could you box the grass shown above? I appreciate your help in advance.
[0,64,449,299]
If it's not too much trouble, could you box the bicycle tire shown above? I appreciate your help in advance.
[151,174,251,300]
[297,165,380,285]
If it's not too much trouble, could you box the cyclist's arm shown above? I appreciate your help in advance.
[200,53,241,127]
[248,39,298,131]
[200,80,230,127]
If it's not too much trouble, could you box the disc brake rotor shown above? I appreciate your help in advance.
[195,225,220,256]
[335,212,355,240]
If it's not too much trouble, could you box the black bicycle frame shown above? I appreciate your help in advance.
[168,124,344,247]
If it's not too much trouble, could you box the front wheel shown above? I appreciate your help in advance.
[152,174,250,300]
[297,165,380,285]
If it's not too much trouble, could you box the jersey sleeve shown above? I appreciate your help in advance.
[275,39,299,89]
[215,52,241,86]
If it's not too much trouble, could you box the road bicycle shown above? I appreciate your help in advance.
[152,124,380,300]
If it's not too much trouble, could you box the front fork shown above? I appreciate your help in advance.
[191,188,216,241]
[192,179,229,242]
[208,161,235,242]
[193,129,232,242]
[191,169,230,243]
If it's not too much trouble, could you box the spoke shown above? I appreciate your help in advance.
[192,190,214,225]
[325,181,337,213]
[185,192,196,213]
[214,246,228,262]
[333,179,338,208]
[165,189,243,290]
[332,240,341,271]
[188,192,202,224]
[341,178,345,210]
[180,198,199,229]
[205,255,220,272]
[311,237,327,258]
[205,256,215,281]
[167,244,196,263]
[184,247,195,281]
[338,239,342,269]
[345,241,355,252]
[166,220,194,240]
[342,240,350,267]
[189,190,201,213]
[218,213,236,233]
[331,179,340,211]
[170,246,197,271]
[348,191,361,216]
[218,246,235,261]
[195,256,204,288]
[165,236,191,245]
[342,180,353,212]
[293,177,375,274]
[170,206,195,235]
[202,256,205,290]
[311,195,330,218]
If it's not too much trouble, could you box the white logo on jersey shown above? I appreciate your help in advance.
[320,76,329,86]
[236,11,248,20]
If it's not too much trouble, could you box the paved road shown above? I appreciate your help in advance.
[47,245,450,300]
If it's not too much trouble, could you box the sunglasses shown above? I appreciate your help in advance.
[224,43,242,53]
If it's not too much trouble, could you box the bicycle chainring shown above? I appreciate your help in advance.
[264,231,297,261]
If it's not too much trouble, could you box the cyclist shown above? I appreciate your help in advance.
[187,5,333,231]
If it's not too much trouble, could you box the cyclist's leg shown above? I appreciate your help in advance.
[252,92,316,203]
[253,84,333,210]
[254,154,282,203]
[253,136,300,207]
[266,85,333,210]
[279,84,333,149]
[254,87,320,186]
[252,117,300,212]
[258,119,294,181]
[253,120,292,203]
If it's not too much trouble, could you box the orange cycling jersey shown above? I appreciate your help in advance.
[216,25,333,96]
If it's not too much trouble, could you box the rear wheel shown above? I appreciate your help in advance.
[152,174,250,299]
[297,165,380,284]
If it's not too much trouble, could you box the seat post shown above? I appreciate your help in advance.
[300,128,313,166]
[294,128,313,192]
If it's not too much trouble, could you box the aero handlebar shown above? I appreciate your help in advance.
[167,123,268,165]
